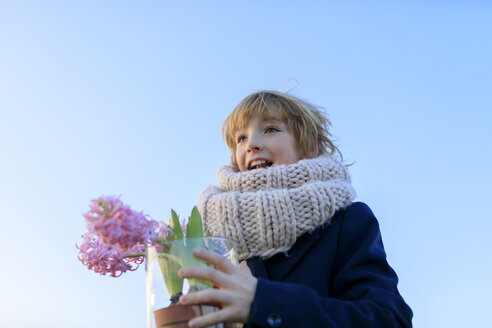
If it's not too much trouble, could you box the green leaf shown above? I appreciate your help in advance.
[186,206,203,238]
[124,252,145,258]
[170,210,183,240]
[182,238,213,289]
[164,208,213,292]
[157,252,184,296]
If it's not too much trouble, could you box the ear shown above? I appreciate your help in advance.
[307,139,320,158]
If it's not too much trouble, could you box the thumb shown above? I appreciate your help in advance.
[239,260,252,273]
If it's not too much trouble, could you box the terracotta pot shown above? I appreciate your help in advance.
[154,304,198,328]
[154,305,222,328]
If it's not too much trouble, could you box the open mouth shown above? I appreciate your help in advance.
[249,160,273,170]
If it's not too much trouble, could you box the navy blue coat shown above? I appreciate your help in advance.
[245,202,413,327]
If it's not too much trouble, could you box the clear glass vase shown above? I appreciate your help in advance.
[146,237,241,328]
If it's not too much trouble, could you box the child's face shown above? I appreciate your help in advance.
[234,107,302,172]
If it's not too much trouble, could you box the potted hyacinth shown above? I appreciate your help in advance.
[76,196,238,328]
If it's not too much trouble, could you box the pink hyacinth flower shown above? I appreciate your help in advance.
[84,196,158,252]
[158,221,173,240]
[76,233,144,277]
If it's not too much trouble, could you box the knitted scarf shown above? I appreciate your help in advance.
[197,155,356,260]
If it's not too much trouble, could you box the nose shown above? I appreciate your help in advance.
[246,135,263,153]
[247,145,261,153]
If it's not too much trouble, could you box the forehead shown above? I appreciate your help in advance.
[234,105,284,131]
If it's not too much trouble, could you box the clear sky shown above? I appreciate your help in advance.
[1,1,491,327]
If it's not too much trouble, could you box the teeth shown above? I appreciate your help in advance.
[250,160,273,169]
[251,160,267,167]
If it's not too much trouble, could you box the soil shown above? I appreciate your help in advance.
[169,292,183,306]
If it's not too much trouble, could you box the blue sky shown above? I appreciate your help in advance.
[1,1,491,327]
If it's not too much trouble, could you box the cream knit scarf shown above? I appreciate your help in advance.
[198,155,356,260]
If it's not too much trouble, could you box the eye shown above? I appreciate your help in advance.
[265,127,279,133]
[236,135,247,144]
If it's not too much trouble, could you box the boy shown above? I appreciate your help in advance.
[178,91,413,327]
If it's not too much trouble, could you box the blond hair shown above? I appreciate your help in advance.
[223,90,342,168]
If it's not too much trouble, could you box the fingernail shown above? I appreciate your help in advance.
[193,248,203,255]
[178,269,186,277]
[188,319,196,327]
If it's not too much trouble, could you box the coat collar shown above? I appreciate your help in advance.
[247,228,322,281]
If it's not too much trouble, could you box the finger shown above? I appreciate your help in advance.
[178,293,221,308]
[192,248,237,274]
[179,288,235,307]
[179,265,234,289]
[188,307,238,328]
[239,260,252,273]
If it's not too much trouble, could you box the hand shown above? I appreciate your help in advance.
[178,248,258,328]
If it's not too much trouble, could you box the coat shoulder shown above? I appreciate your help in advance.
[337,201,379,228]
[344,201,375,217]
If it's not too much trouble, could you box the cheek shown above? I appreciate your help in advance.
[274,143,296,162]
[235,147,246,168]
[235,146,243,160]
[286,139,302,161]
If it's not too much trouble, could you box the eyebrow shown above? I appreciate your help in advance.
[263,115,280,123]
[235,115,282,136]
